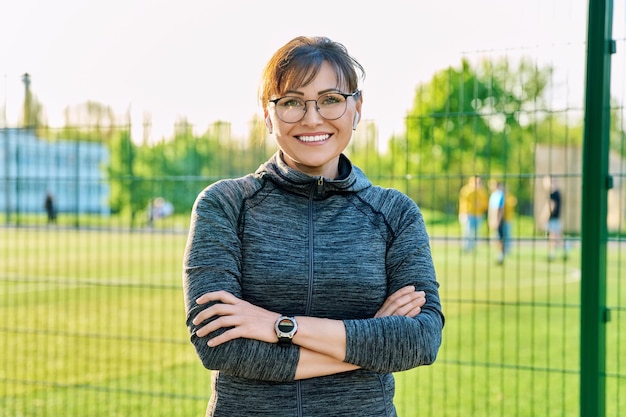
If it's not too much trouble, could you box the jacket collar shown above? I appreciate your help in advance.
[255,151,371,198]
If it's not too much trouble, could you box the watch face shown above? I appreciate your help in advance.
[277,318,294,332]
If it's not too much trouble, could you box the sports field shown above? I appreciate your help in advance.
[1,225,624,416]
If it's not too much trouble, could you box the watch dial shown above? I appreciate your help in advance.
[278,319,293,332]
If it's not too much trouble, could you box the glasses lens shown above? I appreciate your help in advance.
[275,97,306,123]
[317,93,348,120]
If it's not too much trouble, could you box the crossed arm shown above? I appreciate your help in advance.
[191,285,426,380]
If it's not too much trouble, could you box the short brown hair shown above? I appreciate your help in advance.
[258,36,365,111]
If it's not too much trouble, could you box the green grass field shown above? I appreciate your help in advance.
[1,225,624,416]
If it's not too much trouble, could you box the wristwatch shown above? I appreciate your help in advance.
[274,316,298,346]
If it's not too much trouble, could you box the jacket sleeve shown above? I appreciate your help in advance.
[343,193,444,373]
[182,180,299,382]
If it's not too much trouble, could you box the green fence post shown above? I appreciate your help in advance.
[580,0,614,416]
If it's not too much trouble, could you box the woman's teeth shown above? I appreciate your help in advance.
[297,134,330,143]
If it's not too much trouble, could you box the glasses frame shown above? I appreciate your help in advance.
[268,90,360,124]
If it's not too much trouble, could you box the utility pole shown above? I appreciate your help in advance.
[21,73,32,129]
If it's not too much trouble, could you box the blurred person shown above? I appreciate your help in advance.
[503,184,518,257]
[543,175,568,261]
[458,175,489,252]
[44,192,56,224]
[183,36,444,417]
[488,180,517,264]
[147,197,174,226]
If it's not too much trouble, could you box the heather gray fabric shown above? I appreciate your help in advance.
[183,151,444,417]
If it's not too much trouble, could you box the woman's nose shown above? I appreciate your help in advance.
[301,101,324,125]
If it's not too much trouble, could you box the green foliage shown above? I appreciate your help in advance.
[107,128,142,219]
[377,57,560,213]
[102,116,274,228]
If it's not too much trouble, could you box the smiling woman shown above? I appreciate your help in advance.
[182,36,444,417]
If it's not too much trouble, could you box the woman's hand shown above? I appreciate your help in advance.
[192,290,280,347]
[192,285,425,347]
[375,285,426,318]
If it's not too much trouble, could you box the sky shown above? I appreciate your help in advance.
[1,0,620,143]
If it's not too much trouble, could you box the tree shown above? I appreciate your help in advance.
[61,101,118,142]
[392,57,555,213]
[107,128,142,221]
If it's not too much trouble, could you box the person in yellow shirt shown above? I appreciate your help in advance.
[458,176,489,252]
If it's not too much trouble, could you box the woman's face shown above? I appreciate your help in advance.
[266,61,362,179]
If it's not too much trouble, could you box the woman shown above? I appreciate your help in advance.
[183,36,444,417]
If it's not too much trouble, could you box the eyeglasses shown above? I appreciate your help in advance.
[269,91,360,124]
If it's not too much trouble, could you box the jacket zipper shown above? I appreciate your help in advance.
[305,179,321,316]
[296,179,322,417]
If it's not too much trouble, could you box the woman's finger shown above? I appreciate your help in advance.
[192,301,235,326]
[196,290,239,305]
[377,286,415,313]
[376,289,425,318]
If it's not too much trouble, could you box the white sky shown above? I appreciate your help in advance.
[1,0,619,143]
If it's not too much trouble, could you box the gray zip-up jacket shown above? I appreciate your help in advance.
[183,151,444,417]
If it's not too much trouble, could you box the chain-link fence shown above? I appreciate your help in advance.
[1,3,625,417]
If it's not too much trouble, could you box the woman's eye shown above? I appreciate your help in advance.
[319,95,342,106]
[279,98,304,108]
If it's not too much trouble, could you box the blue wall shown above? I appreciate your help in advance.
[0,128,110,214]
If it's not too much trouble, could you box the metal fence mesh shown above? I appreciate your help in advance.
[1,5,625,417]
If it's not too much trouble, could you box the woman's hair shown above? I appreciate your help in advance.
[258,36,365,111]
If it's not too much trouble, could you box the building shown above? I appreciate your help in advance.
[534,144,625,233]
[0,128,110,216]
